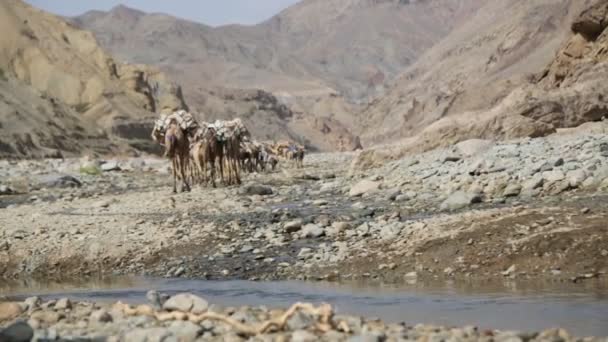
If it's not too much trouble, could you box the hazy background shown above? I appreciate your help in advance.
[25,0,302,26]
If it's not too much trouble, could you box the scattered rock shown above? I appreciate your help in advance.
[301,224,325,238]
[163,293,208,314]
[287,310,315,330]
[502,265,517,277]
[100,161,121,172]
[54,298,72,310]
[23,296,41,311]
[503,184,522,197]
[0,185,14,195]
[349,180,381,197]
[0,321,33,342]
[440,192,482,211]
[0,302,23,321]
[291,330,318,342]
[90,309,113,323]
[244,185,273,196]
[455,139,494,157]
[39,175,82,188]
[542,170,566,183]
[284,220,303,233]
[404,271,418,279]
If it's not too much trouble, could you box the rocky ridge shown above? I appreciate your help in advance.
[357,0,608,164]
[0,0,188,158]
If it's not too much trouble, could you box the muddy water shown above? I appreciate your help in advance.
[2,278,608,336]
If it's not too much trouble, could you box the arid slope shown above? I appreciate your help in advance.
[0,0,187,157]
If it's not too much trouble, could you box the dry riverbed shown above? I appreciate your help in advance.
[1,132,608,285]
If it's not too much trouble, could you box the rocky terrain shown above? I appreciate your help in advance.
[1,293,602,341]
[0,0,188,158]
[69,0,483,153]
[2,123,608,283]
[357,0,608,162]
[72,0,482,102]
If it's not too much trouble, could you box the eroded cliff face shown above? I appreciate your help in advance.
[352,0,608,170]
[0,0,187,157]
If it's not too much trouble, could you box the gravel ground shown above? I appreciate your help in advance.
[1,132,607,285]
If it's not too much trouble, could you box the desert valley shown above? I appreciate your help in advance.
[1,0,608,341]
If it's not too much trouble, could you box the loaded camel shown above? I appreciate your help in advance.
[163,118,191,193]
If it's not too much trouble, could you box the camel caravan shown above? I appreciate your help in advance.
[151,110,306,192]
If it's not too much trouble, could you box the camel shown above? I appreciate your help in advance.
[208,118,250,185]
[191,126,224,187]
[164,119,191,193]
[239,140,263,173]
[223,133,242,185]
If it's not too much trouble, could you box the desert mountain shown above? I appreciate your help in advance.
[352,0,608,169]
[71,0,484,151]
[73,0,482,101]
[0,0,187,158]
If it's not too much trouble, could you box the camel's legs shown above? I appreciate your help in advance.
[180,155,191,192]
[172,158,178,193]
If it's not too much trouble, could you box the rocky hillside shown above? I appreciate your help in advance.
[73,0,481,101]
[70,0,483,151]
[354,0,608,168]
[0,0,187,158]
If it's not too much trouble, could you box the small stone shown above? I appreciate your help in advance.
[456,139,494,157]
[94,200,112,208]
[284,220,303,233]
[101,161,121,172]
[244,185,273,196]
[301,224,325,238]
[404,271,418,279]
[440,191,482,211]
[502,264,517,276]
[54,298,72,310]
[173,266,185,277]
[331,221,351,232]
[543,170,565,183]
[349,180,381,197]
[601,250,608,257]
[240,245,254,253]
[90,309,113,323]
[23,296,41,311]
[0,185,14,195]
[313,199,328,206]
[581,207,591,214]
[442,154,462,163]
[146,290,165,309]
[291,330,318,342]
[287,310,315,330]
[503,184,522,197]
[168,320,202,341]
[163,293,209,314]
[30,311,63,324]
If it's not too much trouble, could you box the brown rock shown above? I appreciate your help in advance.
[0,302,23,321]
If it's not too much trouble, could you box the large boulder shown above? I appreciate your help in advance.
[0,321,33,342]
[571,1,608,40]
